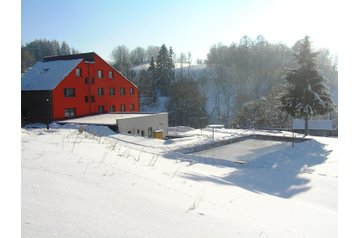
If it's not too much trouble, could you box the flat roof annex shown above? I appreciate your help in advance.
[58,113,167,126]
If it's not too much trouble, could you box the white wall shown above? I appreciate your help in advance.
[116,113,168,137]
[293,119,333,130]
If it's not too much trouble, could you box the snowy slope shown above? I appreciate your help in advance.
[22,124,337,238]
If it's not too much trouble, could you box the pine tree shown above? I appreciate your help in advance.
[155,44,175,96]
[147,57,157,104]
[168,79,207,128]
[281,36,334,135]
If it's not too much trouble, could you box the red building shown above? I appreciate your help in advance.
[21,52,139,124]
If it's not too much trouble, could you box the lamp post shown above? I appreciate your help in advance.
[46,98,50,130]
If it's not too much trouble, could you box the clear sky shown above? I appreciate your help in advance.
[21,0,338,62]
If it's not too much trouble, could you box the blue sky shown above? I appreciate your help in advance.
[21,0,338,62]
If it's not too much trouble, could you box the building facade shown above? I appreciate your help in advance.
[21,52,139,123]
[116,113,168,138]
[58,112,169,139]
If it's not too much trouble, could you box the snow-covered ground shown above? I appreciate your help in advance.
[22,123,337,238]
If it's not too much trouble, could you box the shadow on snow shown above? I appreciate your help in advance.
[164,139,332,199]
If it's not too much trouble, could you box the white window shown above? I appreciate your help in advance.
[110,105,116,112]
[130,87,134,95]
[76,68,81,77]
[109,87,115,95]
[64,108,76,118]
[120,104,126,112]
[98,88,104,96]
[98,106,105,113]
[64,88,75,97]
[109,71,113,79]
[130,104,135,111]
[120,87,126,95]
[97,70,103,78]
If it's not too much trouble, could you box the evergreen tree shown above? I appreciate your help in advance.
[168,79,207,128]
[168,47,175,83]
[155,44,175,95]
[148,57,157,103]
[281,36,334,135]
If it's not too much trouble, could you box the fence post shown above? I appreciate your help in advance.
[292,131,295,148]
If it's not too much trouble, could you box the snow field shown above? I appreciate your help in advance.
[22,125,337,238]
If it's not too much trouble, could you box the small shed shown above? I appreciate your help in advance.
[153,130,164,139]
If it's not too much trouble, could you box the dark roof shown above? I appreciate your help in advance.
[43,52,96,62]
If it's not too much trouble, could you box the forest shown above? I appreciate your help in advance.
[21,36,338,130]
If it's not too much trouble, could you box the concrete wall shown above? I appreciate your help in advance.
[116,113,168,137]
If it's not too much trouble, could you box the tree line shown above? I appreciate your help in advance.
[21,36,338,130]
[21,39,80,73]
[205,35,337,129]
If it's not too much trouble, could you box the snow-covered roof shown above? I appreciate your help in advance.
[21,59,82,91]
[207,124,225,128]
[59,113,167,126]
[293,119,333,130]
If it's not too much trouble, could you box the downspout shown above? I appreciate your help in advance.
[86,60,94,114]
[88,61,91,114]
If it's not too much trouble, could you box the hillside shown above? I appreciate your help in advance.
[22,124,337,238]
[131,62,338,127]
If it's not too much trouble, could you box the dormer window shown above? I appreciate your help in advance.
[41,68,49,74]
[76,68,82,77]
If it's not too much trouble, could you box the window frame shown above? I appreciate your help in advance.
[97,87,105,96]
[120,87,126,95]
[109,105,116,112]
[76,68,82,77]
[97,70,103,79]
[109,87,115,96]
[120,104,126,112]
[64,88,75,97]
[64,108,76,118]
[98,105,105,113]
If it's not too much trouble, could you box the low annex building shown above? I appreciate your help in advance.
[60,112,169,138]
[21,52,139,124]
